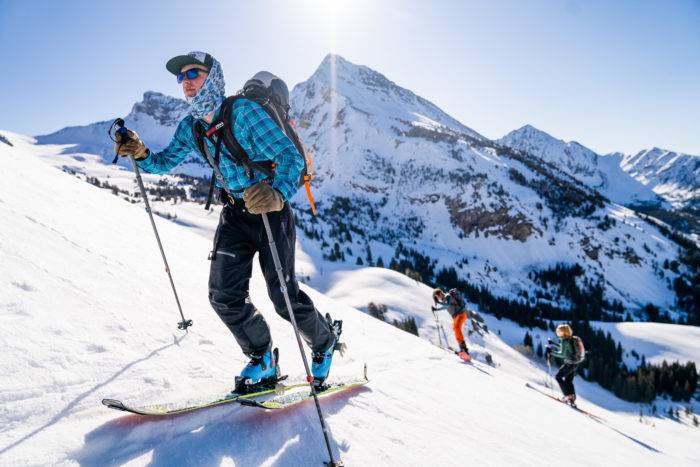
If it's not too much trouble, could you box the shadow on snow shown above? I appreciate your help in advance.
[72,385,369,466]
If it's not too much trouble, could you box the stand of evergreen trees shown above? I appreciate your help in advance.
[530,263,625,321]
[367,302,419,336]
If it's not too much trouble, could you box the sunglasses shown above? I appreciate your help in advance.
[177,68,208,83]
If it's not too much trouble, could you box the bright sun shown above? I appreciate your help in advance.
[300,0,364,52]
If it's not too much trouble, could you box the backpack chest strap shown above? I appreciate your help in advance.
[201,99,277,181]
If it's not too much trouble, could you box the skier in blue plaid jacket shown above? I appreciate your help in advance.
[114,51,339,392]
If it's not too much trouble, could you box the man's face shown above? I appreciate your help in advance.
[181,64,209,98]
[436,291,445,301]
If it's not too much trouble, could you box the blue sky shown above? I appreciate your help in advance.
[2,0,699,155]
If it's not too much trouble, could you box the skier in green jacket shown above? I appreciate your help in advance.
[546,324,582,405]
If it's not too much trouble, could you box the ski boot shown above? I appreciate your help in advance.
[458,341,471,362]
[311,314,344,390]
[562,394,577,407]
[232,347,284,395]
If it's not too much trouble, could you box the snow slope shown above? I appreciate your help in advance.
[1,130,698,466]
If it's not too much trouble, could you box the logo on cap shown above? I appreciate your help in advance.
[188,51,207,62]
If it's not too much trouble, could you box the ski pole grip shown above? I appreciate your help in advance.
[110,118,130,164]
[115,119,129,141]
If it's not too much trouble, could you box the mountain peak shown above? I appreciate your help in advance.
[497,124,604,186]
[296,54,482,140]
[507,124,557,142]
[308,53,393,90]
[129,91,188,127]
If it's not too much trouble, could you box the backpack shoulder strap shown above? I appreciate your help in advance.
[192,120,225,209]
[450,289,464,308]
[191,119,207,156]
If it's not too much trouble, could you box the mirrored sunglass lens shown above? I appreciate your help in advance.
[176,69,205,83]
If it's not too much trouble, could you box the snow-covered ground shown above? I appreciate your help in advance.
[2,131,700,466]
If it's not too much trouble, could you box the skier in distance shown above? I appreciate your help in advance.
[431,288,470,356]
[546,324,584,405]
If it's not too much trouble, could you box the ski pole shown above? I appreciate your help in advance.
[191,127,340,466]
[439,319,450,350]
[431,308,443,348]
[109,119,192,332]
[261,213,340,466]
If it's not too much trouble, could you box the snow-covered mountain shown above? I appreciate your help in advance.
[32,54,697,320]
[613,148,700,209]
[287,55,692,316]
[497,124,700,213]
[498,124,603,187]
[497,125,663,207]
[2,129,699,467]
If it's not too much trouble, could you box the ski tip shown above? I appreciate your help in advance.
[102,398,127,411]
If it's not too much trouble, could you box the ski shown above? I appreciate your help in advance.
[101,376,309,417]
[457,354,492,375]
[525,383,606,422]
[237,364,369,410]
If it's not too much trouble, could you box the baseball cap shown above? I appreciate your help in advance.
[166,51,214,75]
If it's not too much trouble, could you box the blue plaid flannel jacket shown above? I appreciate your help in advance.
[137,98,303,201]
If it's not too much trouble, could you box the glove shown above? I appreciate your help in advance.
[114,129,148,160]
[430,306,437,312]
[243,182,284,214]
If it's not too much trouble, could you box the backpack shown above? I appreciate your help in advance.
[571,335,586,364]
[449,289,465,311]
[192,71,315,213]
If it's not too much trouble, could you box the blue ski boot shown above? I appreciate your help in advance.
[233,347,282,395]
[311,314,344,389]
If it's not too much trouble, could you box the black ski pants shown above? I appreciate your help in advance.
[555,363,578,397]
[208,201,333,356]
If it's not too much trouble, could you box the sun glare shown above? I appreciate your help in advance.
[300,0,361,52]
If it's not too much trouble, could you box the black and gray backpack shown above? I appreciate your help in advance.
[192,71,315,212]
[571,335,586,364]
[449,288,466,310]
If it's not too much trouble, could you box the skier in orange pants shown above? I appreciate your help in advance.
[432,288,470,355]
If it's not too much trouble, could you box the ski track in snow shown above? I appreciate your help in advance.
[1,132,699,466]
